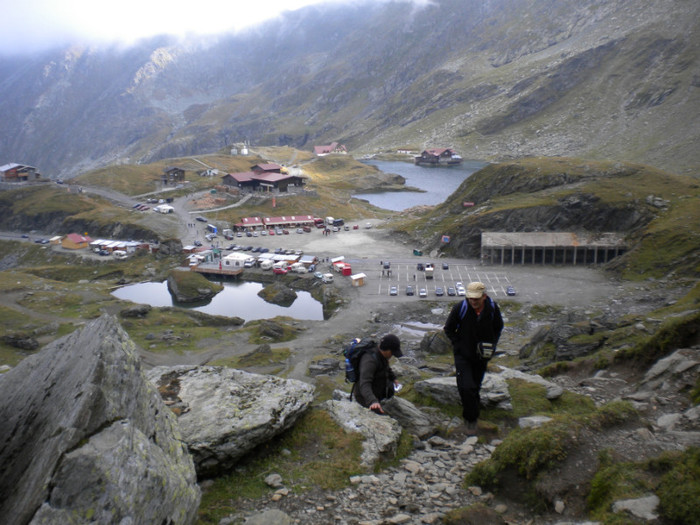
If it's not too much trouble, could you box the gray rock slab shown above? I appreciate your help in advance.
[147,365,315,477]
[0,314,200,525]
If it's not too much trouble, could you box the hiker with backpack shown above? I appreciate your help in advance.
[443,282,503,435]
[350,334,403,414]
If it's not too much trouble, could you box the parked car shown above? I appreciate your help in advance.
[442,262,449,270]
[303,226,312,233]
[419,288,427,298]
[405,285,414,296]
[390,286,398,296]
[314,271,323,279]
[194,240,202,246]
[417,263,424,271]
[268,230,275,235]
[260,230,267,236]
[456,286,466,296]
[196,216,207,222]
[236,232,243,237]
[252,231,259,237]
[447,287,456,296]
[245,231,253,237]
[344,225,350,231]
[506,286,517,296]
[98,249,110,256]
[273,267,288,275]
[283,229,289,235]
[353,224,359,230]
[435,287,444,296]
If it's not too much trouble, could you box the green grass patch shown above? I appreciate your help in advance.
[615,309,700,367]
[197,409,365,524]
[588,447,700,524]
[468,396,637,491]
[210,346,291,369]
[120,307,242,354]
[75,154,268,195]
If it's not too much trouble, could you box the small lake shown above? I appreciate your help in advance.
[112,280,324,321]
[354,159,487,211]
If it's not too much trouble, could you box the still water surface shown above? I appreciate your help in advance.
[354,159,487,211]
[112,280,324,321]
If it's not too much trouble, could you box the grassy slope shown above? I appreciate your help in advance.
[393,157,700,279]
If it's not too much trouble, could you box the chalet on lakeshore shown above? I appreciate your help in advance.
[0,163,41,182]
[61,233,92,250]
[313,142,347,156]
[222,162,305,193]
[414,148,463,166]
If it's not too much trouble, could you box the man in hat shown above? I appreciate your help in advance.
[444,282,503,434]
[354,334,403,414]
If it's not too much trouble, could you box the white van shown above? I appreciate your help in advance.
[113,250,128,260]
[290,263,307,274]
[322,273,334,283]
[260,260,274,270]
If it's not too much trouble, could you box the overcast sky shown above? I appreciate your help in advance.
[2,0,422,55]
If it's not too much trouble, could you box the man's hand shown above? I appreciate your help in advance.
[369,402,384,414]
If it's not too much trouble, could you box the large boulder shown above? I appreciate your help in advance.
[147,365,315,477]
[0,315,200,525]
[258,282,297,307]
[419,330,452,355]
[414,373,512,410]
[324,396,403,468]
[167,269,223,303]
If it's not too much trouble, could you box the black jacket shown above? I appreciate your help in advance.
[354,347,396,407]
[443,296,504,360]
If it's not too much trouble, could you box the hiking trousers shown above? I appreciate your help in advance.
[453,352,487,423]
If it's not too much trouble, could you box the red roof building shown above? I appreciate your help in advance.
[313,142,347,156]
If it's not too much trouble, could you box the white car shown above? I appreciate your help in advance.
[419,288,427,298]
[390,286,398,296]
[456,286,466,296]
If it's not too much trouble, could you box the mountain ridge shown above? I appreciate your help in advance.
[0,0,698,178]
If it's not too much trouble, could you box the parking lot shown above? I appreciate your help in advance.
[190,218,612,308]
[339,260,515,299]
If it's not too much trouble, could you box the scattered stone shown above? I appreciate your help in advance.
[612,494,660,520]
[243,509,293,525]
[519,415,553,428]
[264,473,283,488]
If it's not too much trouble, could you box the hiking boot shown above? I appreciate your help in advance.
[465,420,478,436]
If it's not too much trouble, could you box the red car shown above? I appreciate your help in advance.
[353,224,359,230]
[273,267,288,275]
[268,230,275,236]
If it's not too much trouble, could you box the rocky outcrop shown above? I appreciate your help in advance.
[147,365,315,477]
[0,315,200,525]
[519,314,611,363]
[166,269,222,303]
[415,374,512,411]
[258,282,298,307]
[324,396,403,468]
[413,367,565,412]
[419,330,452,355]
